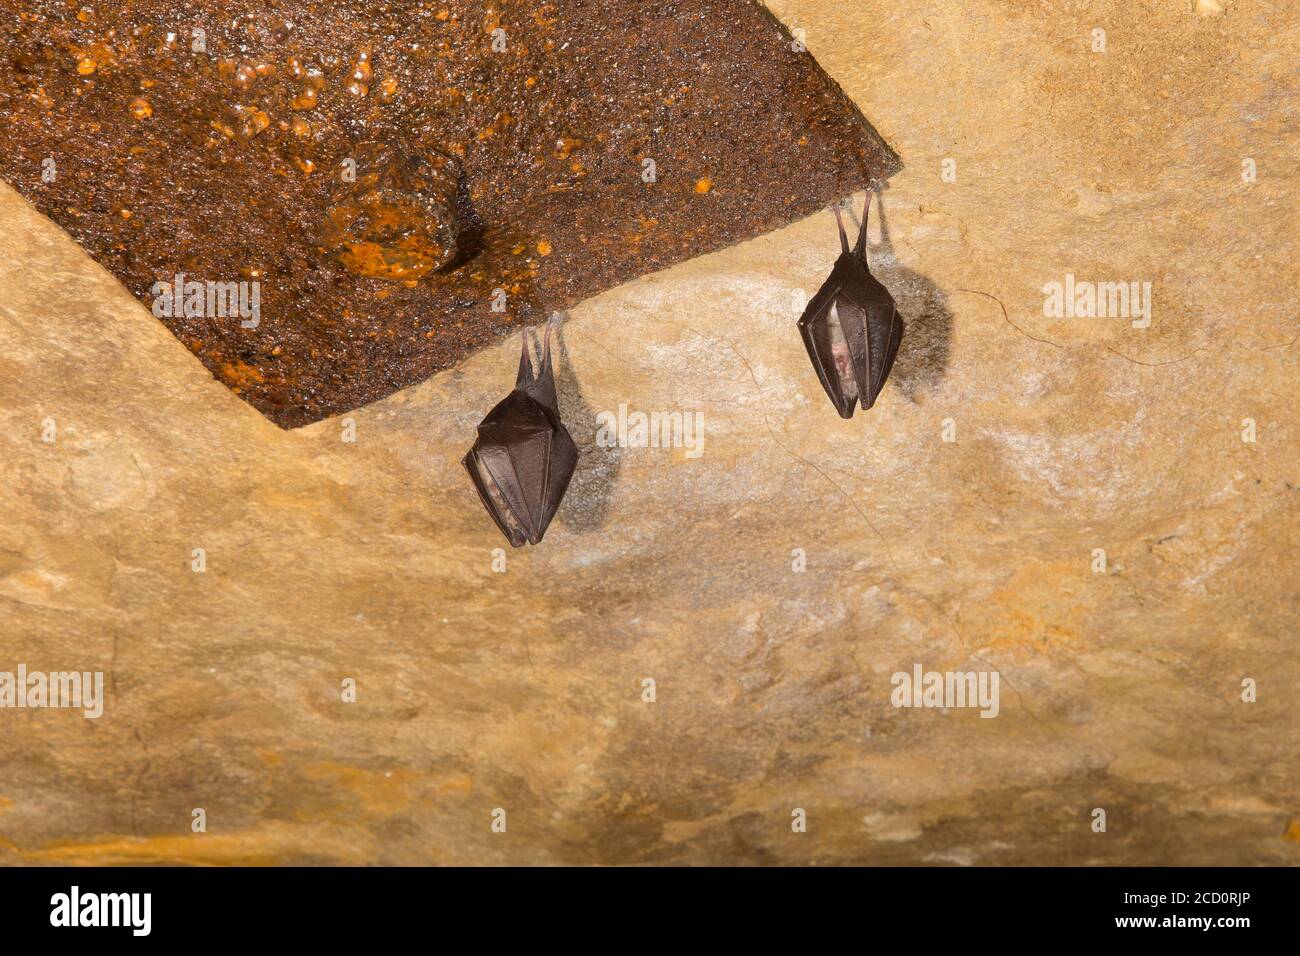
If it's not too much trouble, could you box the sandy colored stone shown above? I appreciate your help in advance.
[0,0,1296,865]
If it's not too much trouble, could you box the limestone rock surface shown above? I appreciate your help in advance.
[0,0,1296,865]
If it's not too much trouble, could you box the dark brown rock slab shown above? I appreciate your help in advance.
[0,0,897,427]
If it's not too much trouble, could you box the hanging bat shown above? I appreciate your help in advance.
[797,191,905,418]
[463,315,579,547]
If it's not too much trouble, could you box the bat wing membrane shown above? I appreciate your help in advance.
[798,254,861,419]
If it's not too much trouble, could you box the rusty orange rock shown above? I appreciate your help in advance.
[322,143,462,280]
